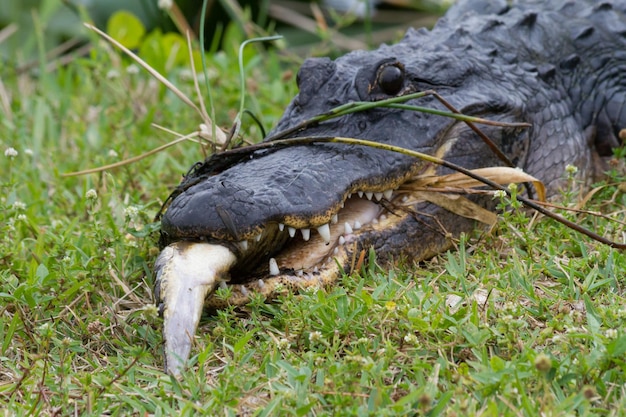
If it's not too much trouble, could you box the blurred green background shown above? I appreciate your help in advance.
[0,0,448,68]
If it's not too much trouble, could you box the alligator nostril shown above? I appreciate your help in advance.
[296,57,337,105]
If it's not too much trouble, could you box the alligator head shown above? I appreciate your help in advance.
[154,1,624,374]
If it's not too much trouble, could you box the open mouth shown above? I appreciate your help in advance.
[206,185,403,307]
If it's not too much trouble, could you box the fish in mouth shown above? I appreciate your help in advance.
[153,0,625,374]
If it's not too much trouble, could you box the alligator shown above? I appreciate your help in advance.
[154,0,626,374]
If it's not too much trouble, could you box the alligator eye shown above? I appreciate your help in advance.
[377,65,404,95]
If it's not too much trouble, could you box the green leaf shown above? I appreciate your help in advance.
[160,33,189,69]
[106,11,146,49]
[35,263,49,281]
[138,29,166,75]
[606,335,626,358]
[427,391,454,417]
[584,294,602,333]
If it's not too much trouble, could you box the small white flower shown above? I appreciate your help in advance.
[38,322,52,337]
[158,0,173,10]
[24,148,33,156]
[108,149,119,158]
[503,302,516,312]
[106,69,120,79]
[86,189,98,200]
[126,64,140,75]
[403,333,419,345]
[4,147,18,158]
[17,214,27,222]
[12,201,26,210]
[142,304,159,320]
[493,190,507,199]
[124,205,139,220]
[308,331,323,343]
[565,164,578,175]
[125,238,138,248]
[605,329,618,339]
[277,338,290,350]
[306,286,319,295]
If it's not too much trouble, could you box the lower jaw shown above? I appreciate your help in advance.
[204,200,409,309]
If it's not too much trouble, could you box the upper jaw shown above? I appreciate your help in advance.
[160,136,426,241]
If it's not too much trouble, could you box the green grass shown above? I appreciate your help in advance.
[2,13,626,417]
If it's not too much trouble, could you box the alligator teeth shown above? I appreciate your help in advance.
[278,223,285,231]
[257,279,265,289]
[379,214,387,221]
[365,192,373,200]
[254,233,262,242]
[219,281,228,290]
[317,223,331,244]
[353,220,362,230]
[333,247,339,255]
[238,240,248,251]
[313,266,319,273]
[372,218,378,224]
[301,228,311,241]
[340,201,345,208]
[288,227,296,237]
[383,189,393,199]
[344,222,353,234]
[374,192,383,201]
[358,191,364,198]
[338,236,345,245]
[331,214,338,224]
[269,258,279,276]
